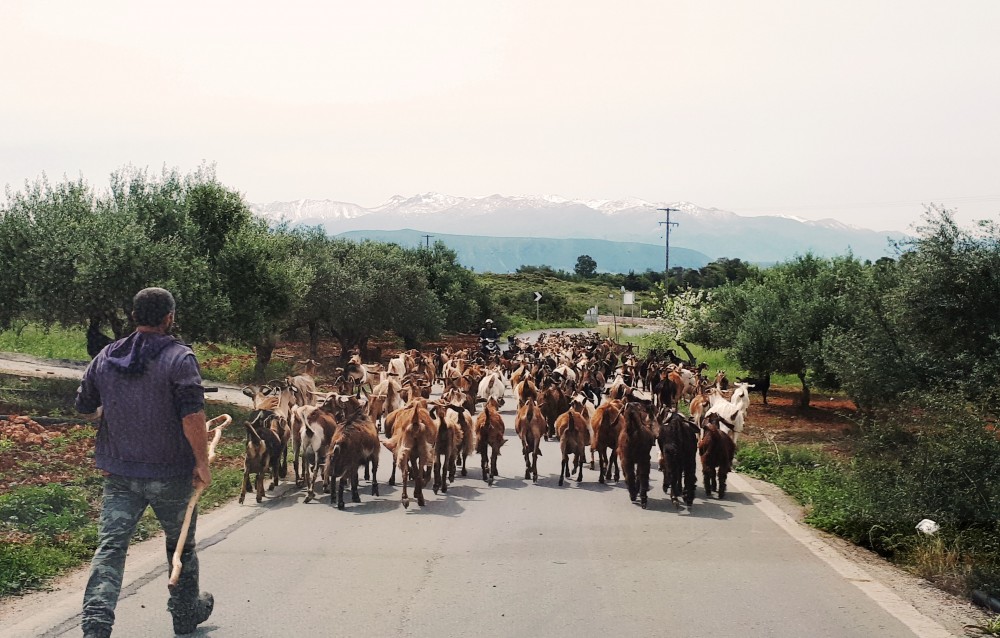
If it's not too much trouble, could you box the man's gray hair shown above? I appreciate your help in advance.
[132,287,176,327]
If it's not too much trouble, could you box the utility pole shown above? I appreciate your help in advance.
[421,234,434,249]
[656,208,679,292]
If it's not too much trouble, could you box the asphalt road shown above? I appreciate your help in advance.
[2,388,960,638]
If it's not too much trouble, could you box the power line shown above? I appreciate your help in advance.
[421,234,434,249]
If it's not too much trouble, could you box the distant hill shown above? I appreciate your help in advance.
[253,194,908,263]
[335,229,710,273]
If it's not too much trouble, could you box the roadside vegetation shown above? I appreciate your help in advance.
[0,374,250,596]
[648,207,1000,601]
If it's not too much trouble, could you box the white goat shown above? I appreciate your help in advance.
[704,382,752,443]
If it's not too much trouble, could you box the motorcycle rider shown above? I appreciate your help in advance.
[479,319,499,355]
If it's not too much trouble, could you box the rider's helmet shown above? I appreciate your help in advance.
[485,319,493,324]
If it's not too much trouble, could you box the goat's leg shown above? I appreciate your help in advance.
[363,459,371,482]
[624,461,637,502]
[523,448,532,480]
[293,439,301,487]
[414,457,426,507]
[337,476,347,510]
[460,451,468,477]
[531,444,539,483]
[702,464,715,497]
[575,450,584,482]
[480,447,489,483]
[399,455,410,509]
[351,468,361,503]
[256,472,265,503]
[718,466,728,499]
[490,444,499,478]
[597,448,607,484]
[612,450,621,483]
[370,454,380,496]
[388,453,397,486]
[589,446,596,471]
[683,461,696,506]
[559,455,567,486]
[433,453,442,495]
[639,459,650,509]
[239,468,249,504]
[305,460,322,503]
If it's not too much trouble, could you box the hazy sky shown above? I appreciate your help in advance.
[3,1,998,232]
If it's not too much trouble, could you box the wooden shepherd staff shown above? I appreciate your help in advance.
[168,413,231,590]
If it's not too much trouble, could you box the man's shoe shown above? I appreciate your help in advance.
[82,630,112,638]
[172,591,214,635]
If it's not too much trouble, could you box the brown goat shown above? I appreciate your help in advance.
[618,402,656,508]
[515,399,546,482]
[383,399,437,508]
[590,399,623,483]
[555,405,588,486]
[239,411,283,504]
[515,377,538,407]
[538,377,569,440]
[321,395,381,509]
[301,406,337,503]
[699,413,736,499]
[475,397,506,486]
[428,402,466,494]
[441,388,476,477]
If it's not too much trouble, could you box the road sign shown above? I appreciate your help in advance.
[623,292,635,306]
[533,291,542,302]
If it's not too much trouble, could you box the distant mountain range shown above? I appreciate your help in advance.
[252,193,907,267]
[336,229,711,274]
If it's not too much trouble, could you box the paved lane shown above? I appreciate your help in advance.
[4,392,955,638]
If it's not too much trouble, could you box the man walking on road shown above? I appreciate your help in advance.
[76,287,214,637]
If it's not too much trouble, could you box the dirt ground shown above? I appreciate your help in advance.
[740,387,859,456]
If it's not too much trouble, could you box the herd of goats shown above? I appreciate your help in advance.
[236,332,755,511]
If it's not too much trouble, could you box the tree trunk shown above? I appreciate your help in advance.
[334,333,362,365]
[676,340,698,366]
[797,372,811,410]
[254,336,277,380]
[308,321,320,360]
[108,314,127,339]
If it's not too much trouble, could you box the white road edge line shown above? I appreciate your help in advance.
[729,473,954,638]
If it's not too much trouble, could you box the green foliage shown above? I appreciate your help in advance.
[0,540,85,596]
[824,207,1000,408]
[738,398,1000,593]
[574,254,597,277]
[412,242,494,332]
[688,254,866,405]
[0,485,91,536]
[0,373,82,417]
[0,323,89,361]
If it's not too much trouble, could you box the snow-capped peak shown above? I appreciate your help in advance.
[371,192,467,215]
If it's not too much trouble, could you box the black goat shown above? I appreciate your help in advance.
[737,374,771,405]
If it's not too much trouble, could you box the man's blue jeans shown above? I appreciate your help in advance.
[81,474,199,636]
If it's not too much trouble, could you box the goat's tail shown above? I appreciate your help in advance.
[244,423,263,444]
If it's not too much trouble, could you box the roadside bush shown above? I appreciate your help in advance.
[0,485,91,536]
[0,541,83,596]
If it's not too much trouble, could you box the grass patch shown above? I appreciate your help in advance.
[0,378,255,597]
[0,323,89,361]
[502,316,586,336]
[0,375,81,417]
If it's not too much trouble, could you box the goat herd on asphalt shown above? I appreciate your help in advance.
[237,332,756,512]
